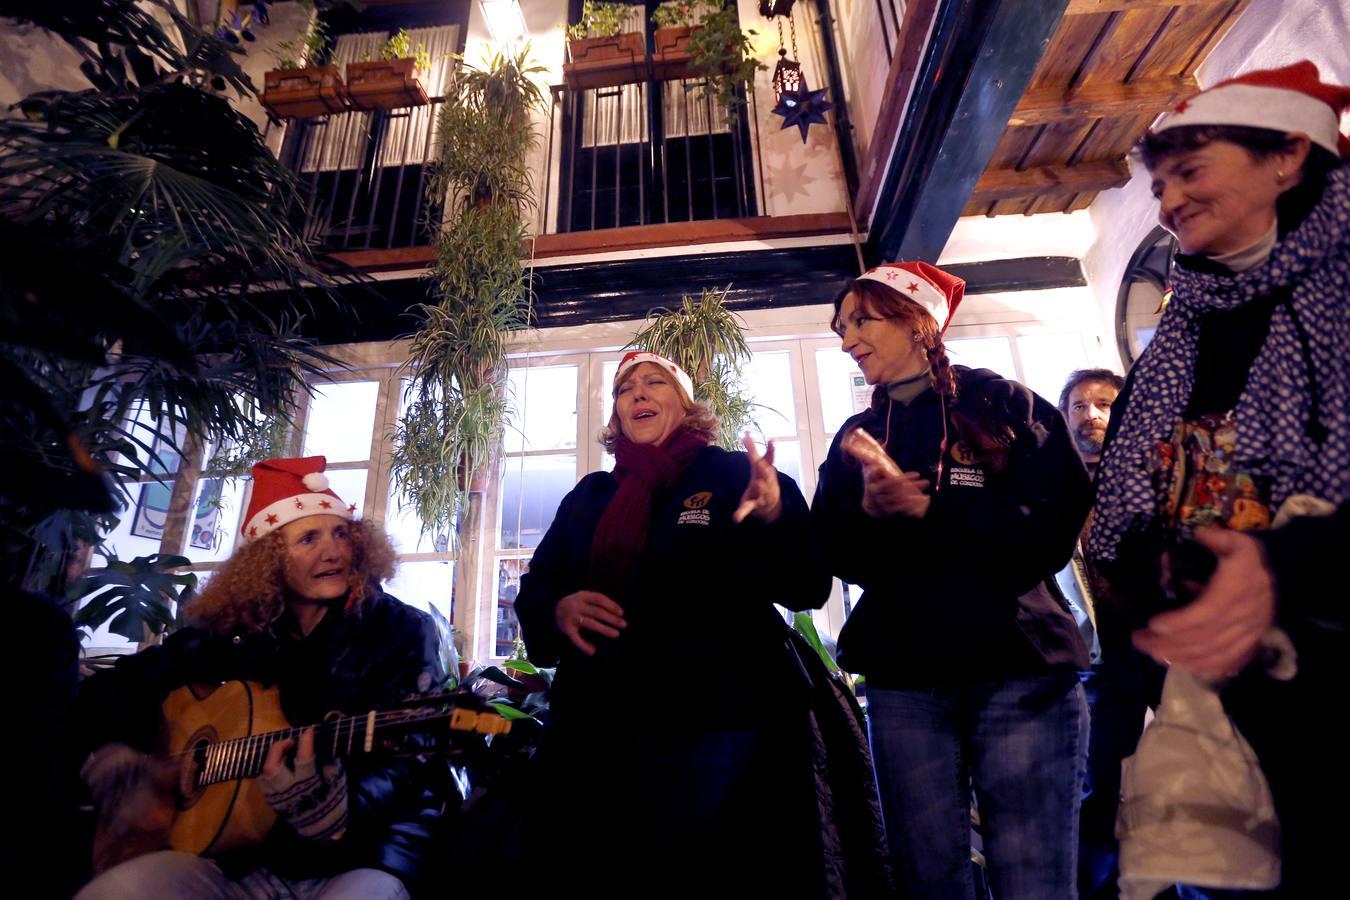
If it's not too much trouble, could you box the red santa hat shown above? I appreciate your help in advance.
[1151,60,1350,159]
[855,261,966,333]
[613,350,696,401]
[241,456,354,542]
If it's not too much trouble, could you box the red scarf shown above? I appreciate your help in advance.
[588,426,710,597]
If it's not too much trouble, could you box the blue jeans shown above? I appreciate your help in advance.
[1078,648,1164,898]
[867,671,1088,900]
[75,851,409,900]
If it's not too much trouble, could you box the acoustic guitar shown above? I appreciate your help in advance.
[109,680,510,862]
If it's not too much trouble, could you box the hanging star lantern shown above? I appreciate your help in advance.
[772,81,833,143]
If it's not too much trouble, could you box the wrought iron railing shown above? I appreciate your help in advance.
[545,76,762,233]
[275,97,447,253]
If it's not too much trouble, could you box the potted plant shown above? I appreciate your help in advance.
[346,28,432,111]
[685,5,765,116]
[261,19,348,118]
[628,284,759,449]
[650,0,717,81]
[563,0,646,91]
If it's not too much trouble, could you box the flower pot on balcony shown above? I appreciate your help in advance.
[563,31,648,90]
[345,57,429,111]
[261,65,348,118]
[652,26,697,81]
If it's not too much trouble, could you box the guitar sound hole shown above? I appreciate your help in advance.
[178,726,218,809]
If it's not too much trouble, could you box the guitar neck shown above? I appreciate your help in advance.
[194,710,400,788]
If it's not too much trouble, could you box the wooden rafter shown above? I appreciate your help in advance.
[1008,75,1198,126]
[1066,0,1231,13]
[970,159,1132,203]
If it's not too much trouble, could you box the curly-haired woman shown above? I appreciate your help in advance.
[75,457,443,900]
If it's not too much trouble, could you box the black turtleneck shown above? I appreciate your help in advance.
[1181,171,1326,417]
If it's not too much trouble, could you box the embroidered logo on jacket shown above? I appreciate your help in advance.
[949,466,986,488]
[678,492,713,526]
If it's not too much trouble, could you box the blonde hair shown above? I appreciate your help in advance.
[598,364,719,452]
[187,519,397,635]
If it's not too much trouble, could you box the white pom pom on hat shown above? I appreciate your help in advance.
[302,472,330,491]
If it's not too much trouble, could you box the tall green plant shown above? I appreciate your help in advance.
[0,0,351,613]
[628,285,758,449]
[391,47,544,541]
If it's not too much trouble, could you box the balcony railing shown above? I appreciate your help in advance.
[275,97,447,253]
[271,74,765,256]
[546,76,762,233]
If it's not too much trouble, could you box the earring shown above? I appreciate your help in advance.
[1276,169,1286,180]
[912,332,922,342]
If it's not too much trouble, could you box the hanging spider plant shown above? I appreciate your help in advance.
[391,46,544,543]
[627,284,760,449]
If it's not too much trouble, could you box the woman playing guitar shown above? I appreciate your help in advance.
[75,456,445,899]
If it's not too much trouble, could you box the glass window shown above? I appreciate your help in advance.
[385,560,454,621]
[815,348,864,435]
[323,468,368,518]
[743,351,797,436]
[494,558,527,658]
[945,336,1017,381]
[386,476,452,555]
[504,365,579,453]
[186,476,248,563]
[1015,333,1089,405]
[499,455,577,550]
[601,360,620,428]
[770,440,802,489]
[301,381,379,462]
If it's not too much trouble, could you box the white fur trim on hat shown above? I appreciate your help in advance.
[854,268,950,330]
[1153,83,1342,157]
[243,493,354,541]
[613,351,696,401]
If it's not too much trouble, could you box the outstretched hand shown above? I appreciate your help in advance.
[734,434,783,524]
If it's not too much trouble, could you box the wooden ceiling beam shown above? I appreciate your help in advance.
[1009,75,1198,126]
[971,159,1132,202]
[1066,0,1230,13]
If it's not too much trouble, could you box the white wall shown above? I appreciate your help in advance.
[0,20,108,106]
[743,0,851,218]
[829,0,896,167]
[1082,0,1350,369]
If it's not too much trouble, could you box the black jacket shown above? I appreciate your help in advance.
[812,367,1092,686]
[75,588,444,888]
[515,445,831,729]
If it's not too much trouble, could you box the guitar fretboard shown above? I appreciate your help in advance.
[191,701,483,788]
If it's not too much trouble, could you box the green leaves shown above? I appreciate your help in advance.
[567,1,632,41]
[629,285,759,449]
[69,553,198,642]
[685,5,766,118]
[792,611,840,674]
[0,5,354,596]
[393,47,544,542]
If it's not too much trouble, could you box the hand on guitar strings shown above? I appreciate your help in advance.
[261,728,350,842]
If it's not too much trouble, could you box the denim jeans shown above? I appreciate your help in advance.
[867,671,1089,900]
[75,851,409,900]
[1078,648,1165,899]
